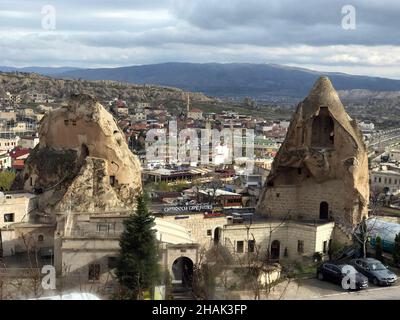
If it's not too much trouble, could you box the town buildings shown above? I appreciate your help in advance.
[0,76,384,298]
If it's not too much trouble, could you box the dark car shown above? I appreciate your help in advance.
[350,258,398,286]
[316,262,368,290]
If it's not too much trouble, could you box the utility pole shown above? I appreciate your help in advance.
[0,229,3,262]
[186,93,190,115]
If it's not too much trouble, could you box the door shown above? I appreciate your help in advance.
[271,240,280,259]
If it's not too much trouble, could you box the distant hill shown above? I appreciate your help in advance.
[0,66,80,76]
[53,62,400,99]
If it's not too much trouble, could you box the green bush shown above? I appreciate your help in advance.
[0,171,16,191]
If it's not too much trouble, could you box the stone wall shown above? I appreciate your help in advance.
[161,213,227,248]
[258,179,349,223]
[2,224,55,256]
[0,193,37,228]
[221,220,335,260]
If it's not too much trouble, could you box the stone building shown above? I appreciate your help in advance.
[5,95,144,282]
[370,164,400,195]
[3,95,202,289]
[257,77,369,231]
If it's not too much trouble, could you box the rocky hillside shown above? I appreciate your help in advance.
[0,71,215,104]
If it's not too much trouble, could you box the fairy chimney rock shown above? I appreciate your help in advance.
[14,94,142,215]
[256,76,369,228]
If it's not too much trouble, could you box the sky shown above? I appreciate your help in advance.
[1,0,400,78]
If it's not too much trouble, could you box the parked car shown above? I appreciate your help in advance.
[316,262,368,290]
[350,258,398,286]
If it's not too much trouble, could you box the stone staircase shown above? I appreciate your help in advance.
[172,284,195,300]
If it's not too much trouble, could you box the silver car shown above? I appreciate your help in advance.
[350,258,398,286]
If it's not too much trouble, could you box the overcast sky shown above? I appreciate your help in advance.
[1,0,400,78]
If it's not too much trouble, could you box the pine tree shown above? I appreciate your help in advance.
[116,194,160,299]
[375,236,383,261]
[393,233,400,266]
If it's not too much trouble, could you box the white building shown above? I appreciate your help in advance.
[18,135,39,149]
[0,137,19,151]
[358,121,375,132]
[0,193,37,228]
[371,164,400,195]
[0,152,12,169]
[389,149,400,162]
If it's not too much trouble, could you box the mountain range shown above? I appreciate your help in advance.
[2,63,400,100]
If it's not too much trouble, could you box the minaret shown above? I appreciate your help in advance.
[186,93,190,115]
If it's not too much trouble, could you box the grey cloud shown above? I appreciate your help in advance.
[0,0,400,77]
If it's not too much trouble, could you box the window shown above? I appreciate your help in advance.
[323,241,327,253]
[297,240,304,254]
[97,223,115,233]
[88,264,100,281]
[276,193,280,198]
[389,178,392,184]
[236,241,244,253]
[379,177,381,183]
[4,213,14,222]
[374,177,377,182]
[248,240,255,253]
[207,229,212,236]
[38,234,44,242]
[109,175,115,187]
[72,120,77,126]
[311,107,334,148]
[64,119,69,126]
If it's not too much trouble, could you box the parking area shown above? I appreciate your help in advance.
[266,277,400,300]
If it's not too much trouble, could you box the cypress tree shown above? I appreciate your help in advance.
[116,194,160,299]
[375,236,383,261]
[393,233,400,266]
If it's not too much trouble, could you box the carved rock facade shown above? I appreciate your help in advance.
[14,94,142,216]
[257,77,369,228]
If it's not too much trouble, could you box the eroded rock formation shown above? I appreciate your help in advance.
[14,94,142,214]
[257,77,369,228]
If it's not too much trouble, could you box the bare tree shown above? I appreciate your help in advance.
[21,233,42,298]
[352,191,387,258]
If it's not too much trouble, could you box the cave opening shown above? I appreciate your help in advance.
[311,107,334,148]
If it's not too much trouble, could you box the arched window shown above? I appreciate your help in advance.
[311,108,334,148]
[319,202,329,220]
[38,234,44,242]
